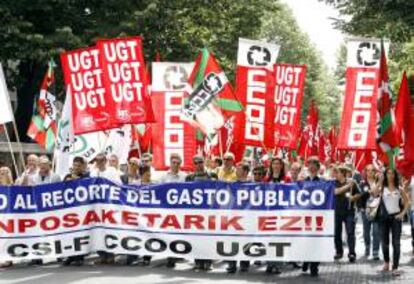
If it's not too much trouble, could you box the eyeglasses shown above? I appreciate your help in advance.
[129,162,139,166]
[171,161,181,165]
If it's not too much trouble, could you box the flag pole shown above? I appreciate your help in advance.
[10,109,25,172]
[3,123,20,177]
[218,130,224,159]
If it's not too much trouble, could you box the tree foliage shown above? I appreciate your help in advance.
[0,0,275,141]
[323,0,414,97]
[0,0,340,141]
[261,3,341,129]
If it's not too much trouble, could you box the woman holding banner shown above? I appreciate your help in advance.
[0,166,14,268]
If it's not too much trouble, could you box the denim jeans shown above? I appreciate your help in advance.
[334,214,356,256]
[361,211,380,257]
[380,215,402,270]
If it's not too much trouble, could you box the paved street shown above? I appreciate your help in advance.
[1,224,413,284]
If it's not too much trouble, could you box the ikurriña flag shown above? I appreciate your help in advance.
[182,48,241,137]
[27,59,57,151]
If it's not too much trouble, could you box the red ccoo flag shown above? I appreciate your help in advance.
[394,72,414,177]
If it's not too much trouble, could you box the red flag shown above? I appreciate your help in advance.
[327,126,338,162]
[376,42,398,159]
[337,39,383,150]
[151,62,196,171]
[274,64,307,149]
[232,38,280,149]
[97,36,155,125]
[318,127,327,162]
[61,46,119,134]
[394,72,414,177]
[297,102,319,159]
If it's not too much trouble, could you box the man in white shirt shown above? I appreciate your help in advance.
[16,154,39,185]
[90,153,122,184]
[23,156,61,186]
[159,154,186,183]
[141,153,160,182]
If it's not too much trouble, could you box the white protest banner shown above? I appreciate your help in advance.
[0,179,335,262]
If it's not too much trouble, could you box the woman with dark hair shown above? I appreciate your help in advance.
[378,168,410,276]
[263,158,290,274]
[265,158,292,183]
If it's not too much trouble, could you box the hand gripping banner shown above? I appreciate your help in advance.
[0,179,335,262]
[337,38,389,149]
[233,38,280,148]
[151,62,196,171]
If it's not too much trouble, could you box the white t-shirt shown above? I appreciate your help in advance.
[90,167,122,184]
[383,187,401,215]
[159,171,186,183]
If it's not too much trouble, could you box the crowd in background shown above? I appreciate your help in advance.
[0,152,413,278]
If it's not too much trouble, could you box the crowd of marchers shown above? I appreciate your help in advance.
[0,152,413,278]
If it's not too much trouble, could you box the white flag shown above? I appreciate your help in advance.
[55,88,105,177]
[0,63,14,124]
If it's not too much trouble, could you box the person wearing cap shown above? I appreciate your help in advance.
[90,153,122,184]
[302,156,323,277]
[217,152,237,182]
[185,155,217,271]
[25,156,61,186]
[334,165,361,263]
[208,156,223,175]
[121,157,141,185]
[159,154,186,183]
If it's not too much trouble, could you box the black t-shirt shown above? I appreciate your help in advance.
[185,171,218,181]
[357,180,372,209]
[335,180,360,215]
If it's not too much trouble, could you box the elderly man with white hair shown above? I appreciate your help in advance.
[21,155,61,186]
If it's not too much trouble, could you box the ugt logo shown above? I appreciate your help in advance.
[164,65,189,90]
[247,45,271,66]
[356,42,380,66]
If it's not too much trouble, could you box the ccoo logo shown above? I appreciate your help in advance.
[247,45,271,66]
